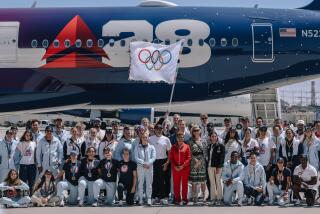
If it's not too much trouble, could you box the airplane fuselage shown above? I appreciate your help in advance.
[0,6,319,112]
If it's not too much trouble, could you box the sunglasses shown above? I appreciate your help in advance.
[201,117,208,120]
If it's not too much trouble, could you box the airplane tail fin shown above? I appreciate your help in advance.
[299,0,320,10]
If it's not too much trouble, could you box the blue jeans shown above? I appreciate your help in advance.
[19,164,36,193]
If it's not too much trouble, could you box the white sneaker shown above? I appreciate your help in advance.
[147,199,152,206]
[78,200,84,207]
[59,200,65,207]
[247,197,253,205]
[119,200,123,206]
[92,201,98,207]
[139,200,143,206]
[161,199,168,205]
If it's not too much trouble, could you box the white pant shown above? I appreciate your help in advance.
[78,176,95,204]
[208,167,223,200]
[1,196,30,207]
[137,166,153,201]
[223,180,244,204]
[93,179,116,204]
[57,180,78,204]
[267,182,283,203]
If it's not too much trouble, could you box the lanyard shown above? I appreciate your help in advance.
[71,161,78,177]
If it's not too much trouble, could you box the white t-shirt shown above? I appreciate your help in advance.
[294,164,318,189]
[16,141,37,165]
[257,137,276,166]
[149,135,171,159]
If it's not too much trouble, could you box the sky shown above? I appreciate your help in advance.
[0,0,318,104]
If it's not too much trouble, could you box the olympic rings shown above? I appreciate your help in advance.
[138,48,172,71]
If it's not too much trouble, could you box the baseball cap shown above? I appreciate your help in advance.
[45,126,53,132]
[94,118,102,123]
[297,120,305,126]
[259,126,268,132]
[70,150,79,156]
[155,123,163,129]
[106,127,113,133]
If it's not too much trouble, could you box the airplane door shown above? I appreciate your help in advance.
[0,23,19,62]
[251,23,274,62]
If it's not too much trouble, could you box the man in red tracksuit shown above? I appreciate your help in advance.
[170,131,191,205]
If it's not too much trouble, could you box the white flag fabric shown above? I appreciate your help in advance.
[129,40,183,84]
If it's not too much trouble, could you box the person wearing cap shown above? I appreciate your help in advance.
[31,169,60,207]
[280,128,303,173]
[63,127,81,161]
[36,126,63,177]
[92,118,105,142]
[239,117,254,140]
[56,150,81,206]
[134,131,156,206]
[199,114,209,139]
[222,151,244,206]
[223,128,242,163]
[78,146,100,206]
[256,126,276,181]
[220,118,232,141]
[266,158,291,205]
[301,127,320,170]
[111,121,122,141]
[207,131,225,205]
[31,119,44,144]
[170,131,191,205]
[80,128,100,159]
[241,128,259,166]
[187,125,207,205]
[295,120,305,141]
[93,147,118,206]
[241,152,266,206]
[0,130,19,182]
[292,154,317,206]
[98,127,118,160]
[115,126,133,161]
[150,123,171,205]
[13,130,37,192]
[53,118,69,144]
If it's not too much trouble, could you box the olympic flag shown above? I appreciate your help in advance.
[129,40,183,84]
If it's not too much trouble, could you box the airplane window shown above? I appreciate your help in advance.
[87,39,93,48]
[199,39,204,46]
[75,39,82,48]
[209,38,216,47]
[120,39,126,47]
[221,38,227,47]
[42,39,49,48]
[232,38,238,47]
[98,39,104,48]
[153,39,160,44]
[165,39,170,45]
[109,39,115,47]
[53,39,59,48]
[143,39,148,42]
[187,39,192,46]
[31,39,37,48]
[64,39,71,48]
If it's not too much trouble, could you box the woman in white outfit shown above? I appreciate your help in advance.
[98,128,118,160]
[301,127,320,170]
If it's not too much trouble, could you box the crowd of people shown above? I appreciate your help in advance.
[0,114,320,208]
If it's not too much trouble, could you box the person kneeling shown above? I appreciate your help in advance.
[292,154,317,207]
[266,158,291,206]
[222,151,244,206]
[93,148,118,206]
[242,152,266,206]
[0,169,30,208]
[31,170,60,207]
[57,150,81,206]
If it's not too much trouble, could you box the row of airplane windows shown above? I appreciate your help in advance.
[30,38,239,48]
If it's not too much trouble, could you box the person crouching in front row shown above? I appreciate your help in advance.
[31,169,60,207]
[170,131,191,205]
[222,151,244,206]
[78,147,100,206]
[242,152,266,206]
[93,147,118,206]
[56,150,81,207]
[135,131,156,206]
[0,169,30,208]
